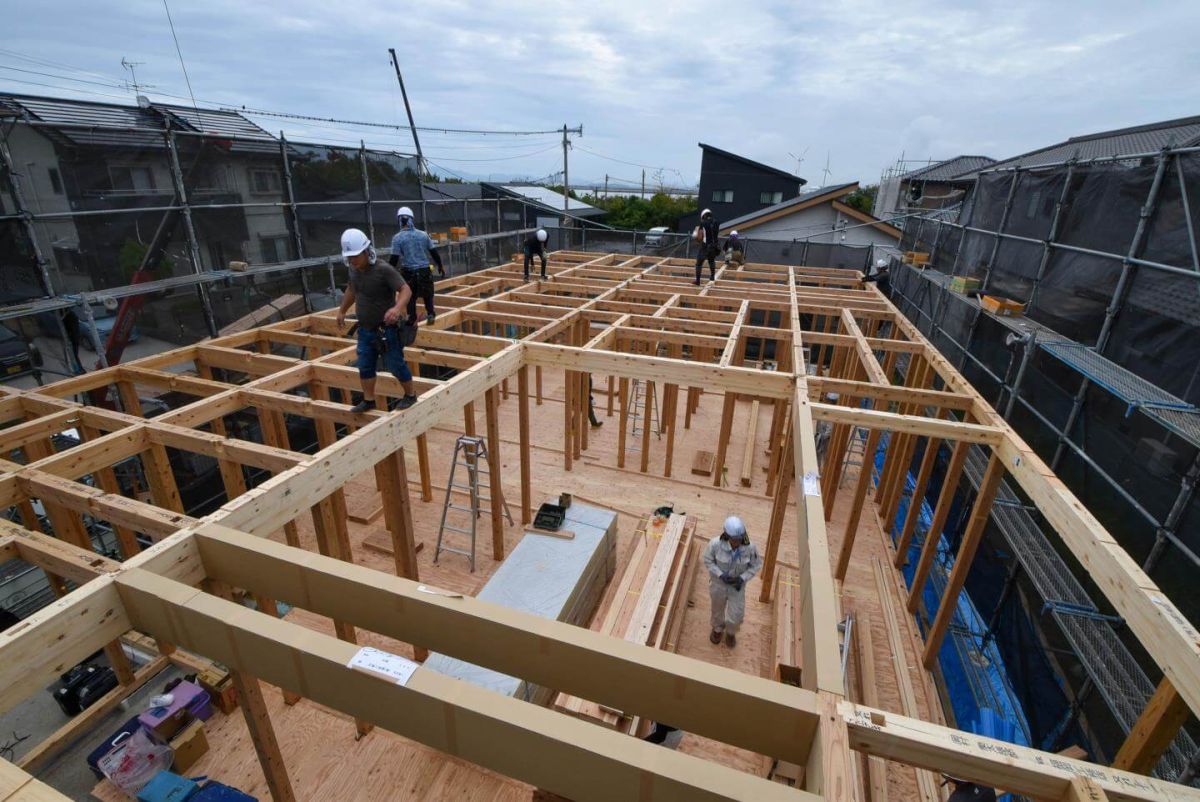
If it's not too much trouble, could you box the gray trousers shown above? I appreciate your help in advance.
[709,578,746,634]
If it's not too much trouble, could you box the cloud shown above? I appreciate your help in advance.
[2,0,1198,187]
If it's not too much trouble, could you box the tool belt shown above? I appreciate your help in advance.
[347,321,417,351]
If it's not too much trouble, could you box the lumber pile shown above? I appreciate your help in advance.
[217,293,305,336]
[772,569,804,686]
[553,513,699,736]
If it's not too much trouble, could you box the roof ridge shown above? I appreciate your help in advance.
[1064,114,1200,144]
[697,142,807,185]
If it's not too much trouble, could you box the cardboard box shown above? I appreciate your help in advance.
[169,720,209,773]
[948,276,982,294]
[980,295,1026,317]
[199,671,238,715]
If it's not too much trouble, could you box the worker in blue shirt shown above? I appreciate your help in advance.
[388,206,445,325]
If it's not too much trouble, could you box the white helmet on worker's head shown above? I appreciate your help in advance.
[536,228,548,243]
[701,208,713,219]
[396,206,415,226]
[729,230,739,238]
[722,515,747,542]
[340,228,375,265]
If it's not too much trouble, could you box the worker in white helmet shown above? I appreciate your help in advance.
[523,228,549,280]
[723,230,745,267]
[335,228,418,413]
[702,516,762,647]
[388,206,444,325]
[693,209,720,285]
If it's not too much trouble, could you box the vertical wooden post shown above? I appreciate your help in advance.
[517,366,532,525]
[907,440,971,614]
[563,367,573,471]
[257,409,303,550]
[463,402,477,437]
[759,414,794,603]
[78,424,141,557]
[606,374,615,417]
[834,425,883,582]
[922,451,1004,668]
[683,386,694,430]
[639,380,654,473]
[617,376,629,469]
[535,365,543,405]
[663,382,678,478]
[415,433,433,502]
[485,386,506,560]
[893,433,942,568]
[711,392,736,487]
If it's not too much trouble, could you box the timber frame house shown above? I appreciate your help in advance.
[0,252,1196,802]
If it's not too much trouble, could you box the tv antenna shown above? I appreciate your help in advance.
[120,58,154,94]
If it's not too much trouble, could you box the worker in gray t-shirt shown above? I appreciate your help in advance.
[335,228,418,414]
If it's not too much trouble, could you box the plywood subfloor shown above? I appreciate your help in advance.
[91,370,942,801]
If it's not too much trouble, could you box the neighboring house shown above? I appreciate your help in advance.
[873,155,995,219]
[679,143,806,231]
[481,182,605,229]
[719,182,901,248]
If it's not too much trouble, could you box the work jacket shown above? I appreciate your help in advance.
[703,535,763,585]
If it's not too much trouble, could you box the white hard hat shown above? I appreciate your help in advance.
[722,515,747,539]
[701,208,712,217]
[730,230,739,237]
[340,228,371,261]
[536,228,548,242]
[397,205,415,221]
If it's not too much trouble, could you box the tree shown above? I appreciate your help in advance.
[578,192,697,230]
[842,184,878,216]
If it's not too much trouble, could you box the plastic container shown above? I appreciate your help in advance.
[138,771,199,802]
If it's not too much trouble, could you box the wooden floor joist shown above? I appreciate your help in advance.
[0,252,1195,800]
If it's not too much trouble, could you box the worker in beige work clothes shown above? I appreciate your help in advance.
[703,516,762,648]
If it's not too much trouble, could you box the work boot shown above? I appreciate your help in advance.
[350,398,377,414]
[725,632,736,648]
[394,394,418,410]
[426,312,436,325]
[709,629,722,645]
[540,272,547,279]
[524,273,530,282]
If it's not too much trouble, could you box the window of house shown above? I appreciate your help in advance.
[108,165,157,193]
[759,191,782,204]
[250,169,282,195]
[711,189,734,203]
[47,168,64,195]
[260,234,291,263]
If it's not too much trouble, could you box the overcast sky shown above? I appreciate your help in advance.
[4,0,1198,190]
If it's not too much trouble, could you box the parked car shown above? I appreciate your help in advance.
[644,227,671,248]
[0,324,37,378]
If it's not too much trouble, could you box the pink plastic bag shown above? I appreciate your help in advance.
[97,728,173,795]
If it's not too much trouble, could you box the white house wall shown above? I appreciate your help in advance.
[736,201,898,247]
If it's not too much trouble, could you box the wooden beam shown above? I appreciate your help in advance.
[517,366,532,524]
[1112,677,1191,775]
[484,386,505,560]
[907,441,970,614]
[809,402,1003,445]
[115,567,818,802]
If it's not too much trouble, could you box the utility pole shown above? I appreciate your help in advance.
[604,174,608,198]
[559,124,582,222]
[389,48,425,201]
[641,169,645,199]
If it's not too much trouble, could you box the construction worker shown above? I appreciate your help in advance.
[335,228,418,414]
[723,230,745,267]
[863,257,892,298]
[524,228,549,280]
[388,206,445,325]
[693,209,720,285]
[703,516,762,648]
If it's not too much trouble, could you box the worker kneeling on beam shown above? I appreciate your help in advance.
[335,228,419,414]
[703,516,762,648]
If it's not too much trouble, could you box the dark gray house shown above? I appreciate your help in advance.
[679,143,806,231]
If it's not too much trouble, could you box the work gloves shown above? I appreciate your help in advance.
[720,573,745,591]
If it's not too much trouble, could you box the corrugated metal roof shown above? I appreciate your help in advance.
[902,155,996,181]
[970,116,1200,176]
[498,184,600,214]
[424,181,483,200]
[720,181,858,229]
[3,93,166,149]
[155,103,274,140]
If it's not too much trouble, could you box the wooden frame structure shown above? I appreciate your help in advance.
[0,251,1197,801]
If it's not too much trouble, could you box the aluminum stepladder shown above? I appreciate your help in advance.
[625,378,661,455]
[433,435,513,571]
[839,426,869,488]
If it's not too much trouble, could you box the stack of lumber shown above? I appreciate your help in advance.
[553,513,700,736]
[217,294,305,336]
[423,501,616,707]
[772,569,804,686]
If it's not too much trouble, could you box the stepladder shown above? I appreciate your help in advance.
[434,435,513,571]
[625,378,661,454]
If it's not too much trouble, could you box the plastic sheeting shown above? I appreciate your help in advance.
[423,502,616,701]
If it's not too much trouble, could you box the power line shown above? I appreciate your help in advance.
[161,0,200,117]
[230,107,572,137]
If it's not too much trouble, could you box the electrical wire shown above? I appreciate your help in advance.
[232,106,569,137]
[161,0,200,119]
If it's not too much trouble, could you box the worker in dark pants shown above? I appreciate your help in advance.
[723,230,745,267]
[524,228,549,280]
[694,208,719,285]
[864,258,891,298]
[588,376,602,428]
[389,206,444,325]
[336,228,418,414]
